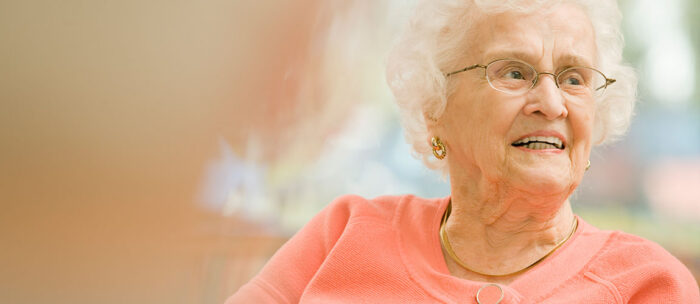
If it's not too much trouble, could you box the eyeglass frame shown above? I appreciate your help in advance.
[445,58,616,96]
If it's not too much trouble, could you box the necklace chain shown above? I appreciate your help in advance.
[439,202,578,277]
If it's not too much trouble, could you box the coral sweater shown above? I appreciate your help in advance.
[227,195,700,303]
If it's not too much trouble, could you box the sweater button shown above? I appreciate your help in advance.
[476,283,504,304]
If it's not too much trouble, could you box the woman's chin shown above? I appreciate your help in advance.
[507,169,575,196]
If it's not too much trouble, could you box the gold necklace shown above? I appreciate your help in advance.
[439,202,578,277]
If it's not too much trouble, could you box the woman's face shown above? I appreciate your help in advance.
[434,4,597,195]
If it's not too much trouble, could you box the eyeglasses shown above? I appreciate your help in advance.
[446,59,616,97]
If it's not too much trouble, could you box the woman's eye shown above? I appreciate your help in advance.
[560,71,586,87]
[564,77,582,86]
[505,70,525,80]
[559,68,594,87]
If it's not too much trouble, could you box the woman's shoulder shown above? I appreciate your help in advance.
[322,193,444,224]
[588,228,689,271]
[581,225,700,301]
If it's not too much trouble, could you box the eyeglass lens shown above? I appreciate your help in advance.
[485,59,607,97]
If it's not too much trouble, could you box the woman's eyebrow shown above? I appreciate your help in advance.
[556,54,594,68]
[482,50,539,63]
[482,50,594,68]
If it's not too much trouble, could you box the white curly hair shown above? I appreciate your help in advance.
[385,0,637,175]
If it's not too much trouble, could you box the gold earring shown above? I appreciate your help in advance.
[431,136,446,160]
[585,160,591,171]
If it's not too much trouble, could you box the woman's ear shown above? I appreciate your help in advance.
[423,110,440,133]
[423,111,446,154]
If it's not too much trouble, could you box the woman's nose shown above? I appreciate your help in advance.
[522,75,568,120]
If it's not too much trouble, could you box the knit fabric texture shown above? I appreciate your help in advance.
[227,194,700,303]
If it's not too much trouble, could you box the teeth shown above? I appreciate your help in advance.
[514,136,564,149]
[525,142,556,150]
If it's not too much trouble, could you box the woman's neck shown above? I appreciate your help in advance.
[442,175,576,282]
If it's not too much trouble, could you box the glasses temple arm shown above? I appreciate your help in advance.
[445,64,484,77]
[594,78,616,91]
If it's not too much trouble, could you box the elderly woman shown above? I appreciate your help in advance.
[228,0,700,303]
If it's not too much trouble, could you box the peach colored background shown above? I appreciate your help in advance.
[0,1,333,302]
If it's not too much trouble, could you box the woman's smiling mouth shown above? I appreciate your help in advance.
[512,136,565,150]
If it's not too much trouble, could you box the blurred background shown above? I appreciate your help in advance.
[1,0,698,303]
